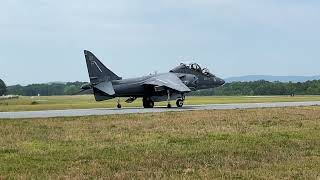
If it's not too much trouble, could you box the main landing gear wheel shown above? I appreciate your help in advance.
[143,98,154,108]
[176,99,184,108]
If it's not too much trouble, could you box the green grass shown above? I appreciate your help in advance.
[1,95,320,112]
[0,107,320,179]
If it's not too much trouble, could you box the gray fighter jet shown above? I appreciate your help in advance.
[81,50,225,108]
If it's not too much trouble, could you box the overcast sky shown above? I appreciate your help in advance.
[0,0,319,85]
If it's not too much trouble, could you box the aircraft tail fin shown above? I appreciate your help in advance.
[84,50,122,84]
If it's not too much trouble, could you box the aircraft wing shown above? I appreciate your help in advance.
[144,73,191,92]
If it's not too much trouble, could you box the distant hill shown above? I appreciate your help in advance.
[225,75,320,83]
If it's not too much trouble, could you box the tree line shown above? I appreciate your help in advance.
[190,80,320,96]
[7,82,86,96]
[4,80,320,96]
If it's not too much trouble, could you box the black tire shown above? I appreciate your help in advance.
[143,97,154,108]
[143,98,147,108]
[117,104,122,109]
[167,104,172,108]
[148,100,154,108]
[176,99,184,108]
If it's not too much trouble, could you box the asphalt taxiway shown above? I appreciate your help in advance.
[0,101,320,119]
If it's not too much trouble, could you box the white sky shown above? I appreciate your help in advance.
[0,0,319,85]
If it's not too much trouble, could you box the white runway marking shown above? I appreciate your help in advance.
[0,101,320,119]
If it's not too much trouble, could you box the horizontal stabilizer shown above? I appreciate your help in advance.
[94,81,115,96]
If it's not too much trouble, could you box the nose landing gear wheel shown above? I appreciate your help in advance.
[176,99,184,108]
[167,104,172,108]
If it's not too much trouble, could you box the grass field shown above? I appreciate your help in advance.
[1,95,320,112]
[1,107,320,179]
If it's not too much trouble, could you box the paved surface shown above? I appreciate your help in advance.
[1,101,320,119]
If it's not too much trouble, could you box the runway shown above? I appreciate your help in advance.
[1,101,320,119]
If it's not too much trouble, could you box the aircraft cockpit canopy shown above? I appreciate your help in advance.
[174,63,215,77]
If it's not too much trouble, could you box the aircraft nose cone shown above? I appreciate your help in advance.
[221,79,225,85]
[217,78,225,86]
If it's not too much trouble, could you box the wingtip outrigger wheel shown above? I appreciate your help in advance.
[117,98,122,109]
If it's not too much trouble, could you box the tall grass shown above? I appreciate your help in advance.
[0,107,320,179]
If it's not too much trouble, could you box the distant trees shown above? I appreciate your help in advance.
[64,85,79,95]
[7,82,87,96]
[190,80,320,96]
[0,79,7,96]
[5,80,320,96]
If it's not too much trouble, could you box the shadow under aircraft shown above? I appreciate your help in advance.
[79,50,225,108]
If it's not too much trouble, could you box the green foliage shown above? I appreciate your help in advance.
[63,85,78,95]
[7,82,87,96]
[6,80,320,96]
[0,79,7,96]
[190,80,320,96]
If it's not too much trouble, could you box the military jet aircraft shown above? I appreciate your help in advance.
[81,50,225,108]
